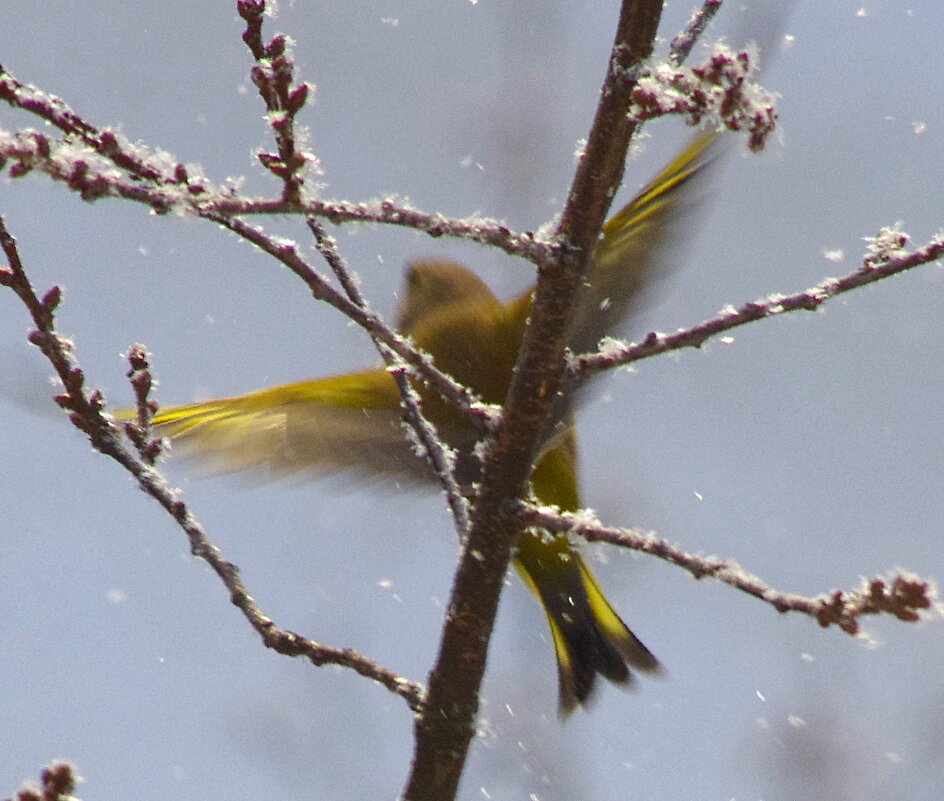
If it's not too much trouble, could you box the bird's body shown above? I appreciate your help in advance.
[126,131,719,713]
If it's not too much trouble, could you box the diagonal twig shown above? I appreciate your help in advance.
[0,214,424,711]
[518,504,938,635]
[573,227,944,379]
[306,218,472,539]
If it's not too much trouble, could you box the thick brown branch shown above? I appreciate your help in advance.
[402,2,667,800]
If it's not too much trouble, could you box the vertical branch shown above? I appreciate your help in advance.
[400,2,666,800]
[237,0,316,204]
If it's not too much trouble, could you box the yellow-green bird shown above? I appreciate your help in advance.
[126,131,718,714]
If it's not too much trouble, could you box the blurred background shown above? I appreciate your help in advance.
[1,2,942,799]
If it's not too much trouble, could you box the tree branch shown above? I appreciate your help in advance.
[237,0,316,204]
[669,0,725,65]
[518,505,938,635]
[573,226,944,378]
[205,212,497,433]
[402,2,668,799]
[0,65,557,263]
[0,215,424,712]
[5,761,79,801]
[306,218,470,539]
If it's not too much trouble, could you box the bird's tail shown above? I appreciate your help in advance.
[518,432,659,715]
[513,532,660,715]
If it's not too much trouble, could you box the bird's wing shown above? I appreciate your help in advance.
[119,368,429,483]
[568,129,721,358]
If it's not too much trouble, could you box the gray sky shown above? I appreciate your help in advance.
[2,2,942,800]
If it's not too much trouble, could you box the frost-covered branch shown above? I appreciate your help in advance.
[403,1,673,798]
[206,212,498,433]
[574,227,944,378]
[0,66,557,263]
[238,0,319,203]
[669,0,725,65]
[519,504,938,635]
[0,64,201,190]
[307,218,471,538]
[628,44,777,151]
[0,215,424,711]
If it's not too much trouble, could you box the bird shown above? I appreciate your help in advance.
[122,130,719,714]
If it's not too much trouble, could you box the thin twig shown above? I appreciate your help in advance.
[518,505,937,635]
[0,63,197,189]
[0,215,424,711]
[6,761,79,801]
[306,218,471,539]
[237,0,316,204]
[628,45,777,151]
[573,227,944,378]
[0,65,556,263]
[120,343,163,465]
[208,213,497,433]
[669,0,725,65]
